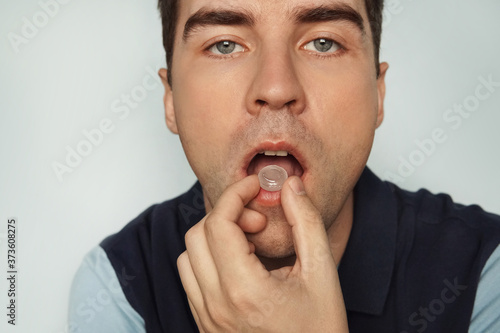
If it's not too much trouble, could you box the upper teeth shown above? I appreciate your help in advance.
[260,150,289,156]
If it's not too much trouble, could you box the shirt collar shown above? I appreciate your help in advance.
[338,167,398,315]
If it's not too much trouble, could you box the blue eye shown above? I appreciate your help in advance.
[304,38,340,53]
[209,41,245,55]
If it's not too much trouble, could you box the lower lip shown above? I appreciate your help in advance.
[253,188,283,207]
[245,156,306,206]
[248,172,307,207]
[254,187,282,206]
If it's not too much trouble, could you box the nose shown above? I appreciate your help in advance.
[245,47,306,115]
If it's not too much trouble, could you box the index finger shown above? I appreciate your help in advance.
[204,175,267,280]
[211,175,261,222]
[280,176,336,278]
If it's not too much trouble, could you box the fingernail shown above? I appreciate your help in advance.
[289,177,306,195]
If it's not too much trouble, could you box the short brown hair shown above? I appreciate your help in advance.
[158,0,384,85]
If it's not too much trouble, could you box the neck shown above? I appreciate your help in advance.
[327,191,354,266]
[257,254,297,271]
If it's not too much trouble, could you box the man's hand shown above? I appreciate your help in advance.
[177,175,348,332]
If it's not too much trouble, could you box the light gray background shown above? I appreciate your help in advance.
[0,0,499,332]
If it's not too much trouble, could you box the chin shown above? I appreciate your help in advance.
[246,219,296,259]
[255,246,295,260]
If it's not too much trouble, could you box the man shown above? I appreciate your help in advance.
[69,0,500,332]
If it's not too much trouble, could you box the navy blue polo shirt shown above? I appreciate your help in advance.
[69,168,500,332]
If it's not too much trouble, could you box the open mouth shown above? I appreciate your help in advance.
[247,150,304,179]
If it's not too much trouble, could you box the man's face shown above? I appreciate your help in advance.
[164,0,387,259]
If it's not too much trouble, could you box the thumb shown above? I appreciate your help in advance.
[280,176,335,276]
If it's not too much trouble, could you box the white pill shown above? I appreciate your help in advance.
[258,165,288,192]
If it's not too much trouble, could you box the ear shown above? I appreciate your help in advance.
[375,62,389,129]
[159,68,178,134]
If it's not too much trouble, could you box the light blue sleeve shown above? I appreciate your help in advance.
[68,246,145,333]
[469,245,500,333]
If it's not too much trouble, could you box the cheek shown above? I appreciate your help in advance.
[175,61,244,129]
[171,68,246,176]
[302,70,378,210]
[307,70,378,150]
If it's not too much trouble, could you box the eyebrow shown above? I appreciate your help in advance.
[293,4,365,34]
[183,8,255,42]
[182,4,365,42]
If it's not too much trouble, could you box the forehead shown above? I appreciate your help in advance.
[176,0,369,28]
